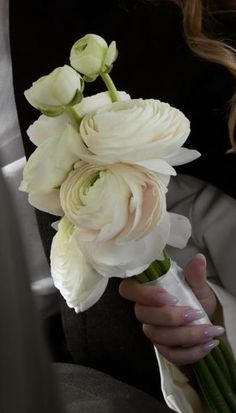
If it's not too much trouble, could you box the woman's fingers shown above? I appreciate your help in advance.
[142,323,224,347]
[134,304,205,326]
[184,254,216,317]
[120,254,217,318]
[119,278,178,306]
[119,254,221,366]
[153,341,221,366]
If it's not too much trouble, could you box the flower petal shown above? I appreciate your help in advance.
[29,190,63,216]
[20,124,81,215]
[168,212,192,249]
[77,212,171,278]
[50,217,108,312]
[134,159,176,176]
[27,113,77,146]
[164,148,201,166]
[74,91,130,118]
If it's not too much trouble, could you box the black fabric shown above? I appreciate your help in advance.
[9,0,236,401]
[55,363,174,413]
[60,278,162,399]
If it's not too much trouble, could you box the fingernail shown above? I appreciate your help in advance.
[202,339,219,353]
[203,326,225,338]
[183,309,205,322]
[196,253,206,265]
[155,294,178,305]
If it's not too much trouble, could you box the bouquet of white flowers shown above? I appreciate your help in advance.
[20,33,236,413]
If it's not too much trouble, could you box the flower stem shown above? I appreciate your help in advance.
[204,353,236,411]
[145,263,161,280]
[135,250,171,284]
[66,106,82,124]
[193,359,232,412]
[218,338,236,391]
[135,272,150,283]
[212,345,234,389]
[99,72,120,102]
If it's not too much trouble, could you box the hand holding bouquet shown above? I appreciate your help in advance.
[20,33,236,412]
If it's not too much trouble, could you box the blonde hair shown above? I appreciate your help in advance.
[170,0,236,149]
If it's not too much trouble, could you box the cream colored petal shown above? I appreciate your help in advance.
[29,190,63,216]
[78,213,171,278]
[74,91,130,118]
[20,125,81,216]
[27,113,77,146]
[50,217,108,312]
[164,148,201,166]
[168,212,192,249]
[134,159,177,176]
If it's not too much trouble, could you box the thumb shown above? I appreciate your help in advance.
[183,254,216,317]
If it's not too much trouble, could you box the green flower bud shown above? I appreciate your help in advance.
[70,34,117,78]
[24,65,83,116]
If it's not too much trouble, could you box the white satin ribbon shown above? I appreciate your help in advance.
[147,260,211,325]
[147,260,210,412]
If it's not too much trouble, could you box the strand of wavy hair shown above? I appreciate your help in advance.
[171,0,236,149]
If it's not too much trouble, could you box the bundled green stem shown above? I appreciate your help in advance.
[192,340,236,412]
[218,337,236,390]
[135,249,170,283]
[193,358,231,413]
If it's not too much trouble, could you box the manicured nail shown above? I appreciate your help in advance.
[202,339,219,353]
[203,326,225,338]
[195,253,206,265]
[155,294,178,305]
[183,309,205,322]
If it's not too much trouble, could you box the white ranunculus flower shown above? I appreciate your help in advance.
[19,124,81,215]
[50,217,108,312]
[24,65,82,116]
[59,161,191,278]
[70,34,117,78]
[76,99,200,175]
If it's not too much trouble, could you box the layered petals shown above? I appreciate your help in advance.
[51,217,108,312]
[19,124,81,215]
[58,161,191,280]
[75,98,200,173]
[60,161,169,242]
